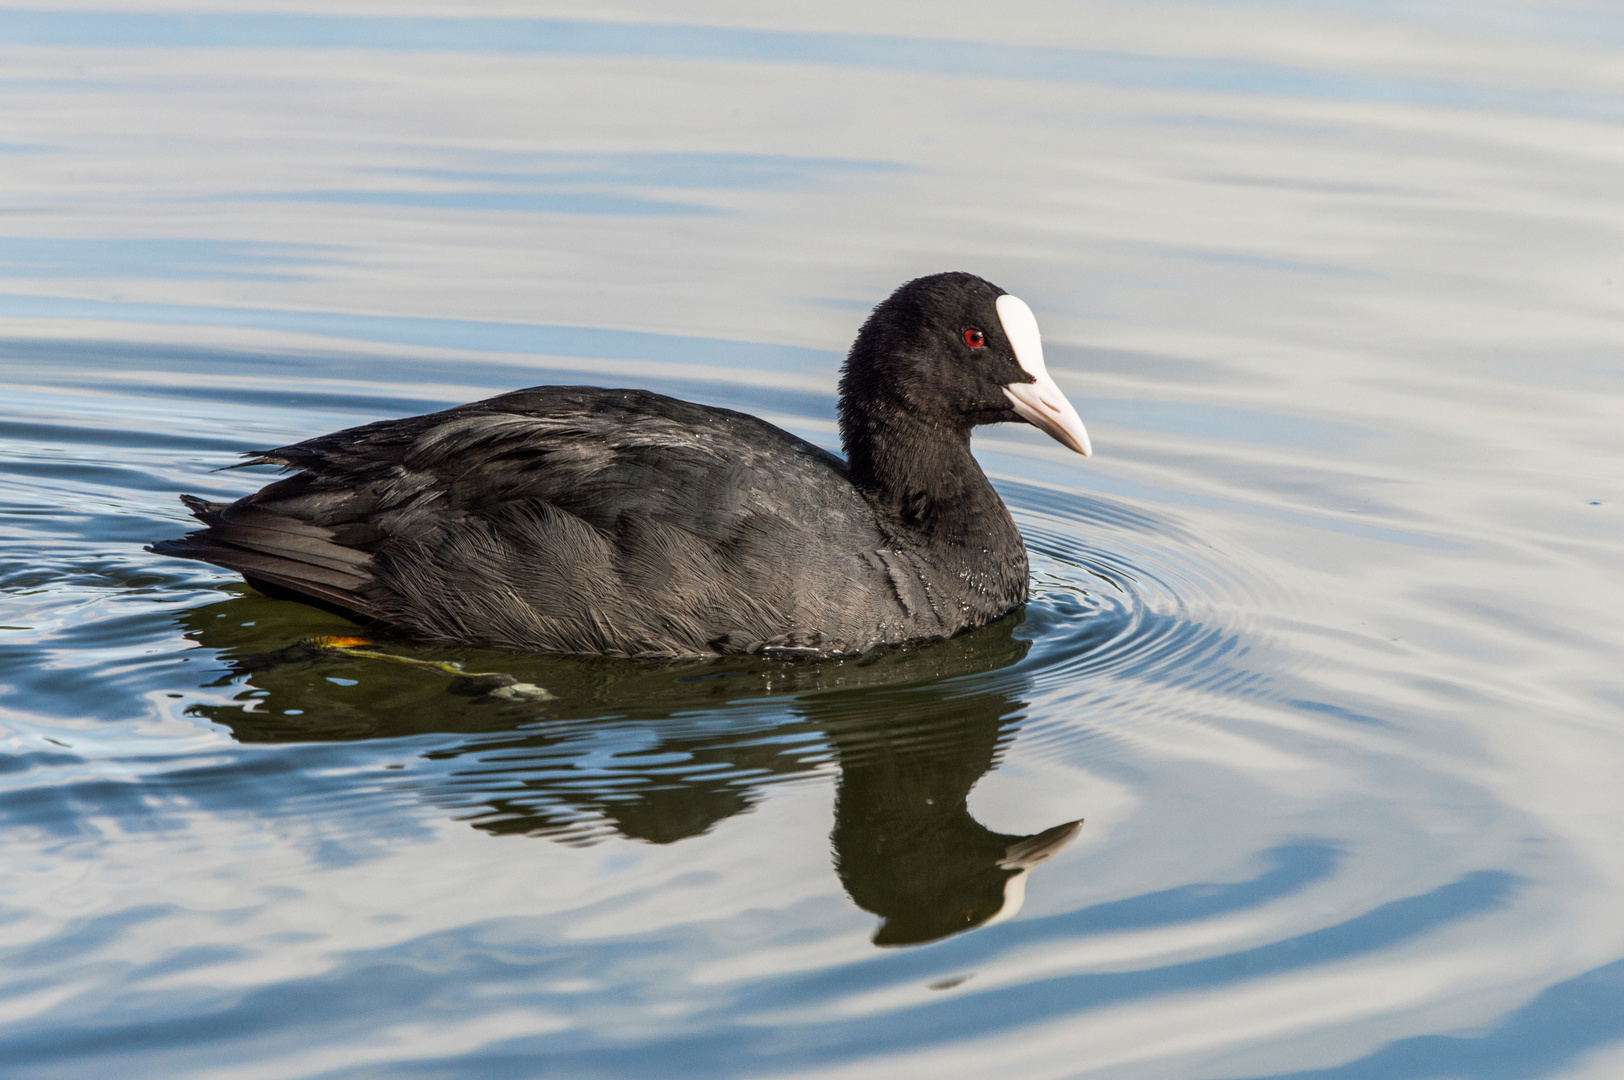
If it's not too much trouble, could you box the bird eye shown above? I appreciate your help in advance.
[963,329,985,348]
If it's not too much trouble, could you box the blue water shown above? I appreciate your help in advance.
[3,3,1623,1078]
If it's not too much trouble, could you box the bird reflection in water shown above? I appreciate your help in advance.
[182,589,1082,946]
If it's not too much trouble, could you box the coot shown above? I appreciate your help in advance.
[152,272,1091,658]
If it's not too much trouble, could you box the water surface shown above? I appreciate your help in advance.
[3,3,1623,1078]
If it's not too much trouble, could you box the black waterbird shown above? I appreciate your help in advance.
[151,272,1092,657]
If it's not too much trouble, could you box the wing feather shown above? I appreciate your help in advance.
[152,386,880,653]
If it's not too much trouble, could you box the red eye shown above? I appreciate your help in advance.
[963,328,985,348]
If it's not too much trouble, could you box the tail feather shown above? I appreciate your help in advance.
[151,493,387,623]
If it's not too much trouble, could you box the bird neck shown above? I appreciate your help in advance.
[842,411,1012,542]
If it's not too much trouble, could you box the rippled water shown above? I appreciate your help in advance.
[3,4,1623,1077]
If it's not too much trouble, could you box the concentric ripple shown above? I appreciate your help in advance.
[973,478,1285,765]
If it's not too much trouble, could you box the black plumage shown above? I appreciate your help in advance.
[151,272,1091,657]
